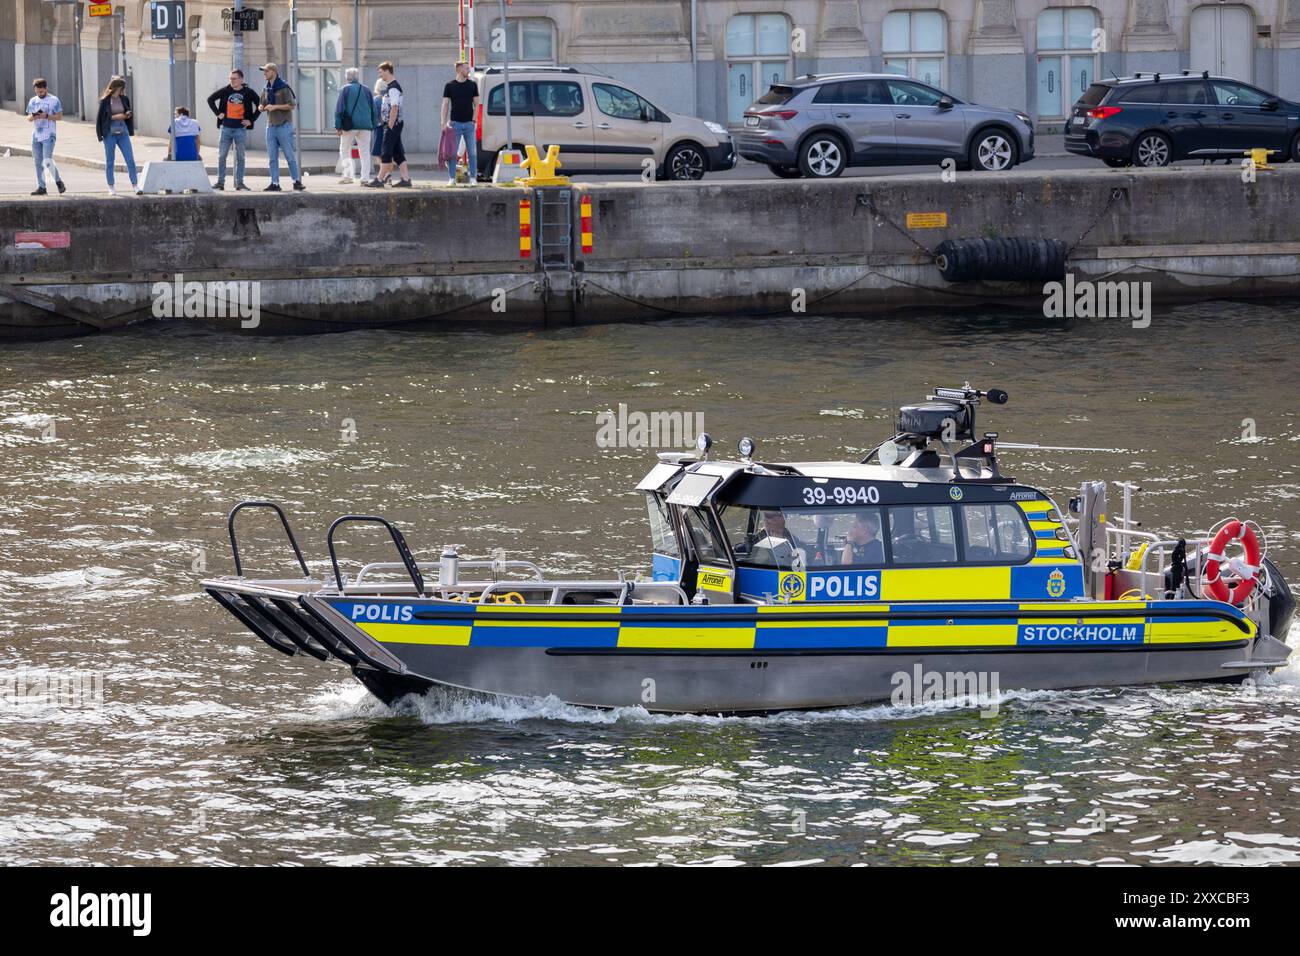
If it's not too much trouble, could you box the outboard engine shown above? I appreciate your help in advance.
[1261,556,1296,641]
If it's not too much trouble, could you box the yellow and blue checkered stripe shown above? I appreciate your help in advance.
[329,599,1251,651]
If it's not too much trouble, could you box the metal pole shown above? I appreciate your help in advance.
[73,4,84,120]
[353,0,360,71]
[290,3,299,163]
[233,0,243,73]
[690,0,698,118]
[500,0,511,149]
[168,35,176,158]
[118,10,127,88]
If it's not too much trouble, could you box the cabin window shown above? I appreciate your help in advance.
[645,494,679,558]
[888,505,958,564]
[961,503,1033,563]
[721,505,887,569]
[681,507,730,565]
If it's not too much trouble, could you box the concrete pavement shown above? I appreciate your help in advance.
[1,109,1086,197]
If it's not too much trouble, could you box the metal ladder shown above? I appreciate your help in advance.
[532,186,579,320]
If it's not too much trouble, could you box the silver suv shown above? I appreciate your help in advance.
[735,73,1035,178]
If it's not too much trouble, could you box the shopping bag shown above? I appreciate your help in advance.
[438,126,457,169]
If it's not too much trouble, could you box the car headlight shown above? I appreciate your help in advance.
[704,121,728,136]
[1015,112,1032,126]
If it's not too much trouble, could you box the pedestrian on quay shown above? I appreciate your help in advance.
[95,75,142,197]
[207,68,259,191]
[369,77,387,183]
[334,67,375,185]
[365,62,411,188]
[440,60,479,186]
[25,77,65,196]
[169,107,203,162]
[258,63,304,192]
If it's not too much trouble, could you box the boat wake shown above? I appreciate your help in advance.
[306,679,1111,729]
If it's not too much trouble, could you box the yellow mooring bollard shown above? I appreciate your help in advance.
[1244,147,1274,171]
[517,144,569,186]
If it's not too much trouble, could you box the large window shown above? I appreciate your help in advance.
[723,502,1034,569]
[294,19,342,133]
[726,13,792,124]
[1036,8,1099,119]
[490,18,556,65]
[882,11,946,86]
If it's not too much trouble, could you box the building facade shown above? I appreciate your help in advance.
[5,0,1300,149]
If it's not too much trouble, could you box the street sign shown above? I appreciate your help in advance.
[221,7,262,33]
[150,1,185,40]
[89,3,113,16]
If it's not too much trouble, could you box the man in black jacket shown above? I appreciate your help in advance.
[206,69,259,191]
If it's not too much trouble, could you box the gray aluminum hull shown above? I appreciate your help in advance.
[357,640,1267,714]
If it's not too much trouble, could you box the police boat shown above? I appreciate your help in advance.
[202,384,1295,714]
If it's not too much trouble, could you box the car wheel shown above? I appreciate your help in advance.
[1133,132,1172,167]
[970,130,1016,171]
[1102,157,1130,168]
[1290,131,1300,163]
[664,143,707,181]
[768,164,803,179]
[799,134,847,178]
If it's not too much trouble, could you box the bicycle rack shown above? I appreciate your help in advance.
[227,500,311,578]
[326,515,426,595]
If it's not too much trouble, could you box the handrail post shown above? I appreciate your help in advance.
[227,500,311,578]
[326,515,426,595]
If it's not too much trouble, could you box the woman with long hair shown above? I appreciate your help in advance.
[95,75,141,196]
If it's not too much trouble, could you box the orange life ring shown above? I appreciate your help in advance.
[1202,519,1261,606]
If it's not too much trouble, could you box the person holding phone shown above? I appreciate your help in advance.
[96,76,141,196]
[25,77,65,196]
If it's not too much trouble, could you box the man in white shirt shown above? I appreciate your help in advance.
[25,77,66,196]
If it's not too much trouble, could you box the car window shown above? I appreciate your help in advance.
[534,81,584,117]
[1079,83,1110,107]
[593,83,647,121]
[813,82,843,104]
[886,80,943,107]
[842,80,889,105]
[487,81,532,116]
[1114,84,1159,103]
[1211,81,1270,107]
[1160,82,1210,105]
[757,85,795,106]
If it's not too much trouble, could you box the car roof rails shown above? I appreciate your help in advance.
[479,65,579,75]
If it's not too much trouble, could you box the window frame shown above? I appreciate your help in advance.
[721,501,1038,570]
[1035,7,1101,119]
[881,10,948,87]
[958,502,1036,566]
[488,17,557,66]
[293,18,343,134]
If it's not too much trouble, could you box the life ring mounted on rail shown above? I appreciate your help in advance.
[1202,518,1262,606]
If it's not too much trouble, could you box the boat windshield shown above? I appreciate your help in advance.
[720,502,1034,569]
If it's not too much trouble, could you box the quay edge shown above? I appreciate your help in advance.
[2,166,1299,339]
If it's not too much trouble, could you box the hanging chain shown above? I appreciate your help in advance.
[1066,187,1125,258]
[858,195,936,260]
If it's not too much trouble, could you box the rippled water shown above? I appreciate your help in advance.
[1,304,1298,866]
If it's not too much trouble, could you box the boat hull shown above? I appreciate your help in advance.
[351,641,1259,714]
[202,584,1286,714]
